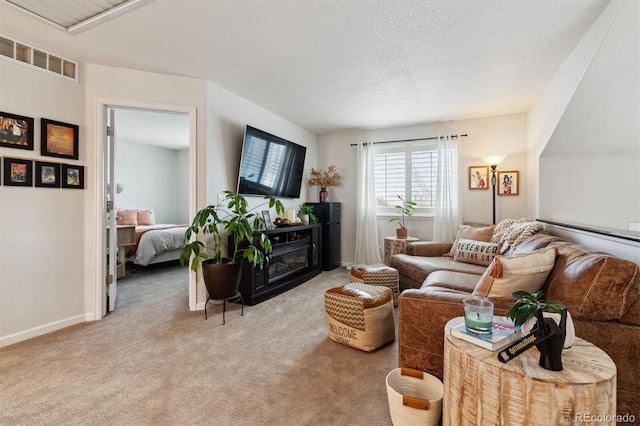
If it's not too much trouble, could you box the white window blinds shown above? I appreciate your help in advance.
[372,142,438,213]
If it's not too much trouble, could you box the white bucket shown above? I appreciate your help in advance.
[385,368,443,426]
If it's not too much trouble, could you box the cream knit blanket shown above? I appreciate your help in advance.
[491,218,543,254]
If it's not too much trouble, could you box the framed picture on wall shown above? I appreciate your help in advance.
[0,111,34,150]
[41,118,79,160]
[35,161,61,188]
[497,171,519,195]
[469,166,489,190]
[3,157,33,186]
[61,164,84,189]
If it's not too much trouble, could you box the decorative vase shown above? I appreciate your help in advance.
[396,227,408,239]
[521,311,575,349]
[298,213,309,224]
[319,187,328,203]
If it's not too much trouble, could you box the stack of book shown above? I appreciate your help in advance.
[450,316,522,352]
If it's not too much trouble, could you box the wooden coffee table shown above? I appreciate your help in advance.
[443,317,616,425]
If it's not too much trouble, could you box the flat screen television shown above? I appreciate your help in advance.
[237,125,307,198]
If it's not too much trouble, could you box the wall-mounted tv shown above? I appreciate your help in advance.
[237,125,307,198]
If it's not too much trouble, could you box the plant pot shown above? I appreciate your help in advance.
[396,227,408,239]
[298,213,309,224]
[521,311,575,349]
[202,258,242,300]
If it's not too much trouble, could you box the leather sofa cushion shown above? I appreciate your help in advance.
[543,243,640,322]
[422,270,480,293]
[621,296,640,326]
[391,254,487,288]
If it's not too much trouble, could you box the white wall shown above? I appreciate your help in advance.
[0,59,86,345]
[115,140,183,224]
[539,0,639,230]
[526,0,639,264]
[199,82,319,306]
[1,59,321,345]
[82,64,206,319]
[527,0,632,224]
[318,113,528,265]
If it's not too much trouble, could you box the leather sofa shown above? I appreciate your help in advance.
[392,231,640,414]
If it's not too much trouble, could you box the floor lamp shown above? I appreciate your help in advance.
[482,156,505,225]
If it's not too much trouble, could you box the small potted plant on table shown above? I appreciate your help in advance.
[298,204,318,224]
[389,195,416,239]
[508,290,574,349]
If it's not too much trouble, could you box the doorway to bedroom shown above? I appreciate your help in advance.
[103,104,194,315]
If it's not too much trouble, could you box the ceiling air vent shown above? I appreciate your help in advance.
[0,34,78,82]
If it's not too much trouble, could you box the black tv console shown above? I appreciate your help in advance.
[231,223,322,305]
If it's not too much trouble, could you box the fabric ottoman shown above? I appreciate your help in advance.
[324,283,395,352]
[350,263,400,306]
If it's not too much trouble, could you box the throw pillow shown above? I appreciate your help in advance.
[453,239,499,266]
[446,224,495,257]
[472,246,557,298]
[137,209,155,226]
[116,209,138,226]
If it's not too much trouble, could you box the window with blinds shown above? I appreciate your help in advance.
[372,142,438,214]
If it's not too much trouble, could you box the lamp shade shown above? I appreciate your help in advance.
[482,156,506,166]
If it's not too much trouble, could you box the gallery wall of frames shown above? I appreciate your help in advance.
[0,111,84,189]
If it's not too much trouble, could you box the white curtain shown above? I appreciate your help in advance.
[354,142,383,265]
[433,135,461,241]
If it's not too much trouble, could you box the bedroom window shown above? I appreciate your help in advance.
[372,142,438,215]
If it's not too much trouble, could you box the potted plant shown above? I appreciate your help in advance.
[298,204,318,224]
[308,165,341,202]
[508,290,575,348]
[389,195,416,239]
[180,191,284,300]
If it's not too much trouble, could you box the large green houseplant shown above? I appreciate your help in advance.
[180,191,284,299]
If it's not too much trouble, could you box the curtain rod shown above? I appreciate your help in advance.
[349,134,467,146]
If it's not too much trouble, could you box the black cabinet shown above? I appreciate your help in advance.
[231,223,322,305]
[307,202,341,270]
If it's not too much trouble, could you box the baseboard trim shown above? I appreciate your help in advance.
[0,314,87,348]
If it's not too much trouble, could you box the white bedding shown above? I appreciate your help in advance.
[132,225,188,266]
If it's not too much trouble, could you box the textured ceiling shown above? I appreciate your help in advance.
[0,0,611,134]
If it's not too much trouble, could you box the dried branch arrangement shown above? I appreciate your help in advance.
[308,165,341,187]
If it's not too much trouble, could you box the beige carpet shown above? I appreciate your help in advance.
[0,264,398,425]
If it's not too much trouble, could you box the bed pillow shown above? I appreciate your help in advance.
[445,224,495,257]
[137,209,156,226]
[472,246,557,298]
[116,210,138,226]
[453,239,499,266]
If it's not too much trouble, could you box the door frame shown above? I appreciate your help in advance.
[94,98,197,319]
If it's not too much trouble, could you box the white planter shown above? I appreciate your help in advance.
[298,213,309,224]
[521,311,575,349]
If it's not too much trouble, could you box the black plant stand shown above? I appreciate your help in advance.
[204,291,244,324]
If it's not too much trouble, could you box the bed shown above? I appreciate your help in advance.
[117,209,188,266]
